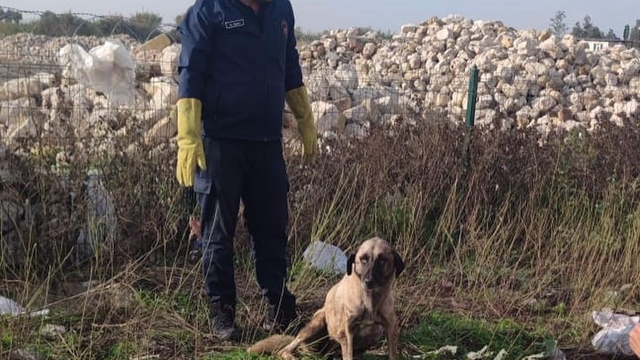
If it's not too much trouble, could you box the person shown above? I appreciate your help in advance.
[174,0,318,341]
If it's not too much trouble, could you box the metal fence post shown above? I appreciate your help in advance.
[465,65,479,128]
[462,65,479,177]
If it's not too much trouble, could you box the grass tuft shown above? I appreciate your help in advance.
[4,117,640,358]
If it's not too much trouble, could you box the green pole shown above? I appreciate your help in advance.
[462,65,479,177]
[465,65,479,128]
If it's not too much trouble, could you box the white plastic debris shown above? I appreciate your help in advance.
[0,295,49,317]
[39,324,67,339]
[464,346,509,360]
[492,349,508,360]
[466,345,492,359]
[522,354,545,360]
[58,38,136,106]
[591,308,640,356]
[302,240,348,274]
[75,169,117,265]
[425,345,458,356]
[0,295,22,315]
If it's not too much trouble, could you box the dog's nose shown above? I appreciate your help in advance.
[364,279,374,288]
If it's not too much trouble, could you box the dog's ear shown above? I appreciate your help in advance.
[347,253,356,275]
[393,249,405,278]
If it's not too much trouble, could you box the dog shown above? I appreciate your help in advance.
[247,236,405,360]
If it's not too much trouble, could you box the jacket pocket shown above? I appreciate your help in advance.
[193,169,212,195]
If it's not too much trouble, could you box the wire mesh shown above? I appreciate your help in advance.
[0,6,481,163]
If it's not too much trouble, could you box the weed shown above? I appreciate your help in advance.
[410,310,551,359]
[3,117,640,358]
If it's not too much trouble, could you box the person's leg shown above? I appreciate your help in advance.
[241,140,297,332]
[194,138,246,340]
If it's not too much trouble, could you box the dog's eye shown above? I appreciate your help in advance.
[360,256,369,263]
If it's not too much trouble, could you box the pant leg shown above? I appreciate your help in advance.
[241,140,295,308]
[194,138,246,307]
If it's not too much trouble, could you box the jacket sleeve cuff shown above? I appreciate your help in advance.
[178,69,205,100]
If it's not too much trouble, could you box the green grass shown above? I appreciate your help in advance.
[5,119,640,359]
[410,310,552,360]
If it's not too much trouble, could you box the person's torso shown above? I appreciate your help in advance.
[201,0,293,141]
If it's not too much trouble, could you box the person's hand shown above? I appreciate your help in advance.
[286,86,318,164]
[176,98,206,186]
[630,323,640,357]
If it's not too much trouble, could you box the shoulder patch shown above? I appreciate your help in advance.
[281,19,288,37]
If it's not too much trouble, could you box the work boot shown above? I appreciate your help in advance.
[209,302,240,341]
[262,302,299,334]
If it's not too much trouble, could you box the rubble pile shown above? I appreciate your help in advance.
[0,15,639,156]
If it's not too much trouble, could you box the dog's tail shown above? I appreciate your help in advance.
[247,334,297,355]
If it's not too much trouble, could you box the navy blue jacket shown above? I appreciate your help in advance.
[177,0,304,141]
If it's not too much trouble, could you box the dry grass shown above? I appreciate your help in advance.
[3,116,640,359]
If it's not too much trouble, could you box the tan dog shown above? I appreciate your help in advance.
[247,236,405,360]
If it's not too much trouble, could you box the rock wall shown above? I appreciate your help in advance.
[1,15,640,158]
[2,15,640,270]
[296,16,640,136]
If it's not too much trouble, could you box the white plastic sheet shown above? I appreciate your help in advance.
[0,295,22,316]
[75,169,117,265]
[0,295,49,317]
[58,39,136,106]
[591,308,640,356]
[302,240,348,274]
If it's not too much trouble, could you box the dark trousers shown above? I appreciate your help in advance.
[193,137,295,310]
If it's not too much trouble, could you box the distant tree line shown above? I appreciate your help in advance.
[0,8,22,24]
[0,8,167,41]
[549,11,640,48]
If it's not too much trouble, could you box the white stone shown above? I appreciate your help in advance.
[311,101,346,134]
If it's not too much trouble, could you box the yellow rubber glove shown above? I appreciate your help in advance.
[286,86,318,164]
[176,98,206,187]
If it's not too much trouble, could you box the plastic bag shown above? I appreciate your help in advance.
[0,295,49,317]
[591,308,640,355]
[302,241,348,274]
[74,169,117,265]
[58,39,136,106]
[0,295,22,315]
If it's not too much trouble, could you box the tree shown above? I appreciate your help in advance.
[0,9,23,24]
[128,11,163,41]
[167,14,185,42]
[549,11,568,37]
[0,9,23,35]
[605,28,619,40]
[94,16,128,37]
[174,14,184,25]
[571,15,605,39]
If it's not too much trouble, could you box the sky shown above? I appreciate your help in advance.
[2,0,640,37]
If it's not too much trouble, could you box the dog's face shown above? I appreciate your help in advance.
[346,237,405,291]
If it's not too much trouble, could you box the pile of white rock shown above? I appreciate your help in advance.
[3,15,640,269]
[1,14,640,156]
[0,33,180,158]
[297,15,640,136]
